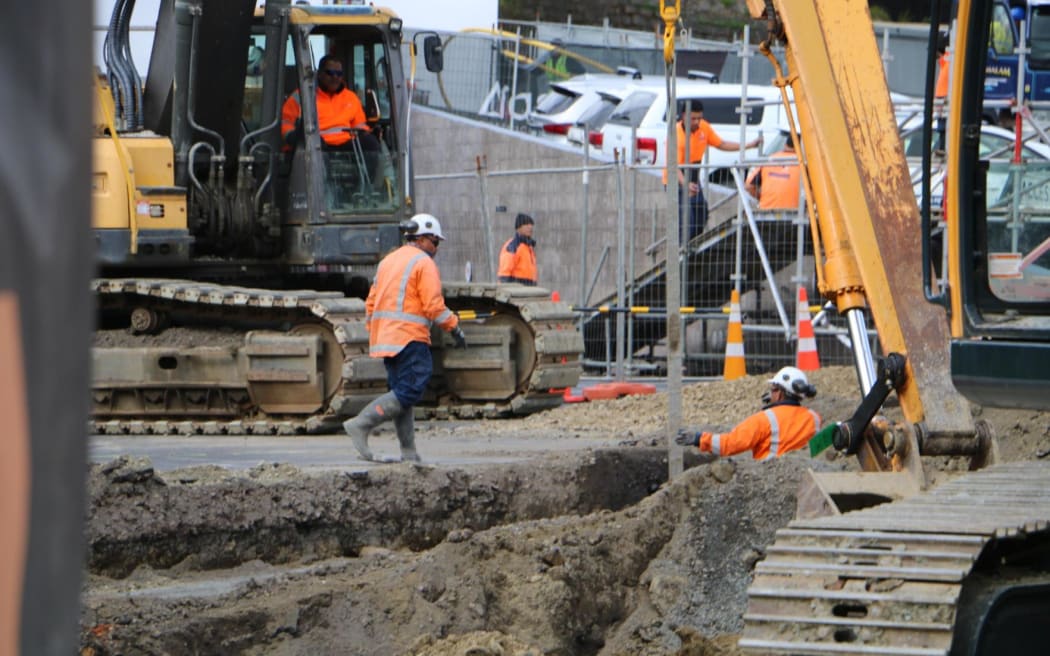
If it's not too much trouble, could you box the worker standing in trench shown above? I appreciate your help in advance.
[675,366,822,459]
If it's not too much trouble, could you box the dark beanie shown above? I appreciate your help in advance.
[515,213,534,229]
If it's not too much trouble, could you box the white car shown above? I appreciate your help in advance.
[900,121,1050,207]
[599,82,794,182]
[526,69,647,144]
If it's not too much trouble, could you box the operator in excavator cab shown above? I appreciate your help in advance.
[675,366,821,460]
[281,54,381,183]
[342,214,468,463]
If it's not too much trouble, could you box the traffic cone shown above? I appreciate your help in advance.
[723,288,746,380]
[796,286,820,371]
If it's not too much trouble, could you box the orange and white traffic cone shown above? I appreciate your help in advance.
[796,286,820,371]
[723,288,746,380]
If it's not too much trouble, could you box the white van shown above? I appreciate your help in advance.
[599,82,793,182]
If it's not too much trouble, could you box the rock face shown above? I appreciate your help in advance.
[500,0,751,40]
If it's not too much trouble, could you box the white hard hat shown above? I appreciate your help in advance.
[767,366,816,399]
[408,213,445,241]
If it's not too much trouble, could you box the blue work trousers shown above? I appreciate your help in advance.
[679,184,708,243]
[384,340,433,407]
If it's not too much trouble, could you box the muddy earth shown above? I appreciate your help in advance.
[80,367,1050,655]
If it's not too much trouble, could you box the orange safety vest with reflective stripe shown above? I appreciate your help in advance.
[662,119,723,185]
[281,86,369,147]
[497,234,537,285]
[697,401,821,460]
[745,149,802,210]
[365,244,459,357]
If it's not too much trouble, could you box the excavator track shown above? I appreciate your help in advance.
[740,461,1050,655]
[91,279,582,435]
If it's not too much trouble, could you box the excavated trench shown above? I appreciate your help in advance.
[86,448,669,579]
[81,445,828,656]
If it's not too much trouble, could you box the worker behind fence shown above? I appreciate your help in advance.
[675,366,821,460]
[497,213,538,285]
[281,54,381,183]
[664,103,762,242]
[744,132,802,211]
[343,214,467,463]
[934,31,950,152]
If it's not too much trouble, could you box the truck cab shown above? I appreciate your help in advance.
[983,0,1050,123]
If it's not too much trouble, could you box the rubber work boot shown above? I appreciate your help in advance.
[393,410,421,463]
[343,391,402,461]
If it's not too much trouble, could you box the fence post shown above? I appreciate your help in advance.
[615,154,627,381]
[475,155,496,280]
[578,142,591,305]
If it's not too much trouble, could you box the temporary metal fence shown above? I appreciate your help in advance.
[407,19,1050,384]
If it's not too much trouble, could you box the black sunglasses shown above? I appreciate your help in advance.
[322,69,344,77]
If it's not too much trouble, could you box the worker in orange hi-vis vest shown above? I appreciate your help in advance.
[934,31,950,151]
[745,134,802,210]
[342,214,466,463]
[675,366,822,460]
[497,213,538,285]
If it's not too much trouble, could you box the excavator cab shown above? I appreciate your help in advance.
[942,0,1050,410]
[276,23,400,218]
[98,0,429,271]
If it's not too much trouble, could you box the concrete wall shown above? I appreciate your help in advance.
[411,106,737,307]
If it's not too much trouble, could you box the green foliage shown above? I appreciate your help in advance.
[869,4,892,22]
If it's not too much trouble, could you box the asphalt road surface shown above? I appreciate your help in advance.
[88,423,627,473]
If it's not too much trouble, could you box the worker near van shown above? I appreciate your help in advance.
[343,213,467,463]
[497,213,538,285]
[675,366,821,460]
[665,104,763,242]
[281,55,381,179]
[745,134,802,210]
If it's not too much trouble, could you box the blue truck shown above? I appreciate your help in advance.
[983,0,1050,122]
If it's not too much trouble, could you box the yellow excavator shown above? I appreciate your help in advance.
[738,0,1050,653]
[91,0,582,434]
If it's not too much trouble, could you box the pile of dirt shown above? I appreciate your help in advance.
[80,367,1050,655]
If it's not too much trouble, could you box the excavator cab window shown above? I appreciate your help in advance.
[989,3,1016,55]
[282,25,400,217]
[1030,5,1050,69]
[963,11,1050,311]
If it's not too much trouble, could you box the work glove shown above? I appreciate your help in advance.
[451,326,467,349]
[284,119,303,146]
[675,428,700,447]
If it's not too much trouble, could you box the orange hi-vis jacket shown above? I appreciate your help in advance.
[281,86,368,147]
[698,401,822,460]
[745,149,802,210]
[935,53,950,99]
[497,234,537,285]
[365,244,459,358]
[662,119,724,185]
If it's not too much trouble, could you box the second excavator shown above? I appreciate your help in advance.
[91,0,582,435]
